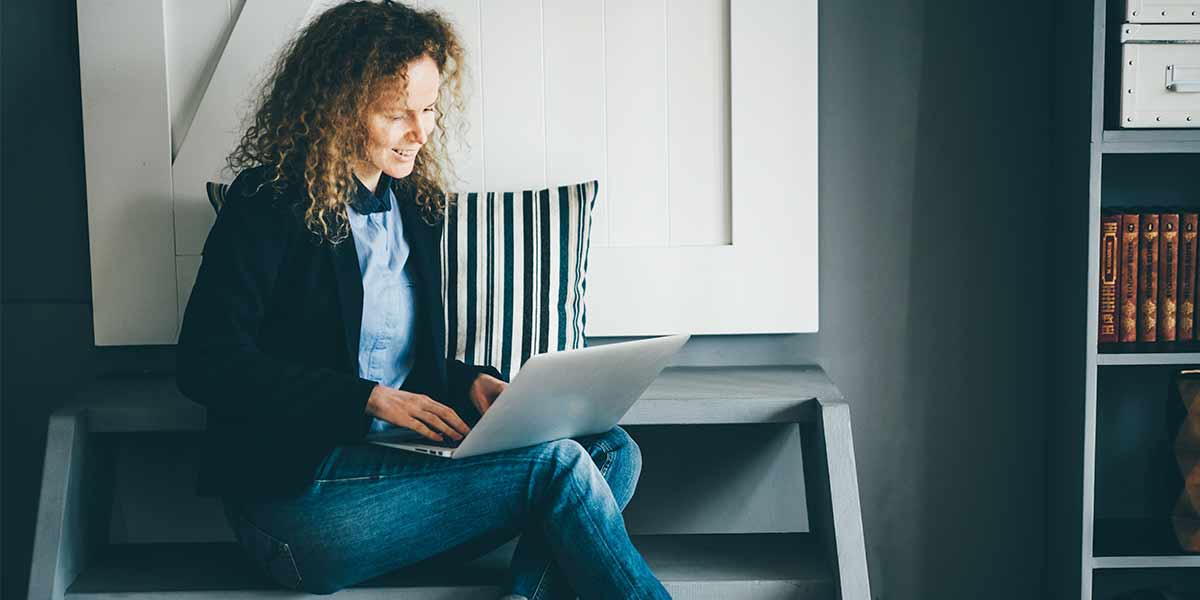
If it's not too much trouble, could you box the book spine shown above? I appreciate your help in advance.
[1100,213,1121,344]
[1140,213,1160,343]
[1120,213,1141,344]
[1181,214,1198,342]
[1162,213,1181,342]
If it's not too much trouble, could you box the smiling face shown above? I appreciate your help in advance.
[354,53,441,190]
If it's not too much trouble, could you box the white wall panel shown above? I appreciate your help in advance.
[77,0,177,345]
[603,0,670,247]
[164,1,235,159]
[84,0,818,343]
[413,0,485,192]
[667,0,731,246]
[591,3,612,248]
[542,2,606,352]
[479,0,546,191]
[585,0,818,334]
[543,0,605,195]
[172,0,315,257]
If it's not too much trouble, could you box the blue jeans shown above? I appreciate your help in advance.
[221,426,670,599]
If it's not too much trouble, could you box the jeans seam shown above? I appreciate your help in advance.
[312,475,378,483]
[562,462,641,596]
[312,453,550,485]
[529,563,551,600]
[235,514,305,589]
[529,436,619,600]
[315,433,623,485]
[594,440,615,479]
[522,435,617,600]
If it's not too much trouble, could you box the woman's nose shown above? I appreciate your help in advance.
[406,115,428,145]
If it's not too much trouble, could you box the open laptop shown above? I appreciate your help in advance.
[363,334,690,458]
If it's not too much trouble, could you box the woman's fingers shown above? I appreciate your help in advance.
[399,416,442,441]
[418,396,471,437]
[416,409,465,440]
[376,389,472,442]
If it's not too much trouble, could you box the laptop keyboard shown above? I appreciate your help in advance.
[422,436,463,448]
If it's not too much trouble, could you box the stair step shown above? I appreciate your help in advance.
[66,533,834,599]
[70,366,840,433]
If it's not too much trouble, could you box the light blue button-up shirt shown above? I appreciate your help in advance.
[347,173,420,434]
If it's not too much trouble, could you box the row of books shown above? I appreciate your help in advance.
[1099,209,1199,345]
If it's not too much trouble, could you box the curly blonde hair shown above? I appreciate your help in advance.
[225,0,468,245]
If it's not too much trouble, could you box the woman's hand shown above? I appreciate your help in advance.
[469,373,508,416]
[365,384,470,442]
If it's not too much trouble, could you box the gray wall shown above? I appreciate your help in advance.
[1,1,1052,599]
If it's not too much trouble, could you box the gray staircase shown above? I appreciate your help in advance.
[28,365,870,599]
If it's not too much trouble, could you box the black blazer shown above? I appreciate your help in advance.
[176,165,503,500]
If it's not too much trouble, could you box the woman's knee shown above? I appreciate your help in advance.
[533,437,631,507]
[535,438,606,491]
[605,426,642,479]
[541,437,589,470]
[595,427,642,508]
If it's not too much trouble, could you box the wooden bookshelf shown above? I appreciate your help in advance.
[1092,518,1200,569]
[1050,1,1200,599]
[1097,353,1200,366]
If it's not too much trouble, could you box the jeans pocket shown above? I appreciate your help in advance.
[229,513,304,590]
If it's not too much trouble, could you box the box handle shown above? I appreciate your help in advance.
[1167,65,1200,93]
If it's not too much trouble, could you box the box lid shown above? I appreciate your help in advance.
[1127,0,1200,23]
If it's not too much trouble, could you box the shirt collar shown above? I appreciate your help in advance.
[349,171,394,214]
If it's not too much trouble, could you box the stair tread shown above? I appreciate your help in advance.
[66,366,840,432]
[67,533,833,595]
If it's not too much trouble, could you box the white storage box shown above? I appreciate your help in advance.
[1127,0,1200,23]
[1120,24,1200,127]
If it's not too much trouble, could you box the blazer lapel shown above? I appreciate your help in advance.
[398,195,444,362]
[328,188,444,380]
[329,234,364,371]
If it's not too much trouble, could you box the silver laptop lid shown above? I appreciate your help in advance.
[449,333,690,458]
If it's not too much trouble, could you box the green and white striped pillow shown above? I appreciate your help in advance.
[441,181,598,382]
[206,181,229,214]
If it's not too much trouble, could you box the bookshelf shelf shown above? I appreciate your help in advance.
[1093,555,1200,569]
[1097,353,1200,366]
[1102,130,1200,154]
[1092,518,1200,569]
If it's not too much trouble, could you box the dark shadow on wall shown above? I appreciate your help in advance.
[3,2,93,599]
[815,1,927,596]
[907,1,1050,597]
[1,1,184,597]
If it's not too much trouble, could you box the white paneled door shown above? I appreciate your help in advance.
[77,0,817,345]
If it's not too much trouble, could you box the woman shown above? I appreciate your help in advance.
[174,1,670,598]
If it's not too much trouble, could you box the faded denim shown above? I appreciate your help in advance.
[222,426,670,599]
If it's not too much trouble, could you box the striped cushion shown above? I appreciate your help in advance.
[205,181,229,214]
[205,179,599,382]
[441,181,598,381]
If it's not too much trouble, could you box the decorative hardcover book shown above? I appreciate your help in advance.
[1161,213,1181,342]
[1100,212,1121,344]
[1140,213,1160,343]
[1120,213,1141,344]
[1181,213,1198,342]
